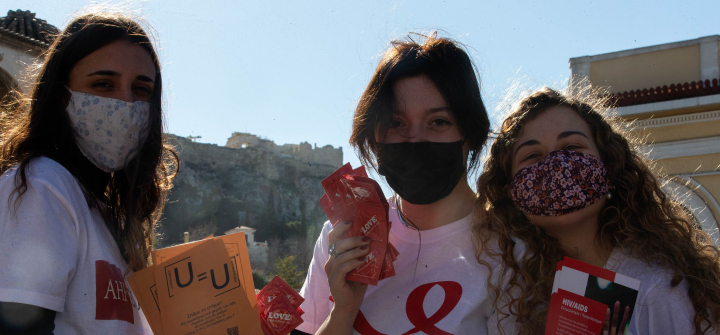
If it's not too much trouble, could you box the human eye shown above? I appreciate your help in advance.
[133,85,153,94]
[522,152,541,162]
[390,117,404,128]
[430,118,452,126]
[564,144,582,151]
[91,80,113,89]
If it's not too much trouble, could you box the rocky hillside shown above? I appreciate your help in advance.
[158,135,341,247]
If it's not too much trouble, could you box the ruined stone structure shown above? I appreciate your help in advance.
[226,132,342,167]
[160,134,342,247]
[224,226,269,266]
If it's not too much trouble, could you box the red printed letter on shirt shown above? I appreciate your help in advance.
[95,260,134,323]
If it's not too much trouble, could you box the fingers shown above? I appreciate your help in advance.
[328,220,353,246]
[618,306,630,334]
[603,308,611,335]
[610,301,620,335]
[324,236,371,275]
[334,236,371,255]
[328,245,371,288]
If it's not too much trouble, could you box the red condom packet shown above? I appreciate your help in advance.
[258,295,303,335]
[320,163,352,225]
[256,276,304,335]
[319,164,398,286]
[256,276,304,309]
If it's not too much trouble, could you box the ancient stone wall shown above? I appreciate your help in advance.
[226,132,343,167]
[159,134,341,247]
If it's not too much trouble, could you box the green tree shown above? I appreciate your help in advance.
[252,271,269,290]
[274,255,305,290]
[285,220,304,238]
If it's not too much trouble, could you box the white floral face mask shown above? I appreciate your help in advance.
[65,88,151,172]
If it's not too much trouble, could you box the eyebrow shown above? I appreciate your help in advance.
[427,107,450,113]
[557,130,589,140]
[87,70,155,83]
[514,139,540,156]
[514,131,590,156]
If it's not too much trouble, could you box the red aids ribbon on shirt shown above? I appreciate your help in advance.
[319,164,398,286]
[352,281,463,335]
[257,276,304,335]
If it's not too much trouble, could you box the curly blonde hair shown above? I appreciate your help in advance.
[474,87,720,335]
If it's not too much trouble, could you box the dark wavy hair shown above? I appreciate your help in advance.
[0,12,178,272]
[350,32,490,172]
[474,87,720,335]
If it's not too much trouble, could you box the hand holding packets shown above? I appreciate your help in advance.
[319,163,399,286]
[545,257,639,335]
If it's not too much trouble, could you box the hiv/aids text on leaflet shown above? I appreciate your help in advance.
[256,276,305,335]
[319,163,398,286]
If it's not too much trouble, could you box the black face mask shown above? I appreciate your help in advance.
[376,140,466,205]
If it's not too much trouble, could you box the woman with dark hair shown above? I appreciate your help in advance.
[0,11,177,334]
[476,87,720,335]
[295,34,499,335]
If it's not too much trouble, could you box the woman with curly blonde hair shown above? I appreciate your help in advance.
[475,87,720,335]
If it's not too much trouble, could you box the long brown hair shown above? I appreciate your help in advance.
[0,12,178,272]
[475,87,720,334]
[350,33,490,172]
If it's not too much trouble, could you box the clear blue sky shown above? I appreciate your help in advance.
[5,0,720,187]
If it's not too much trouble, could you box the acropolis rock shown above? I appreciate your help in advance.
[159,133,342,247]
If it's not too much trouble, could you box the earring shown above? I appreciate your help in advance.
[607,192,612,200]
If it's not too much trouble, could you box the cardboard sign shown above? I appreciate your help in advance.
[154,239,241,334]
[129,232,263,335]
[153,232,257,309]
[126,265,163,335]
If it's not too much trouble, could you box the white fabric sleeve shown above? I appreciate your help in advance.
[487,239,526,335]
[0,171,79,312]
[629,278,698,335]
[297,221,333,334]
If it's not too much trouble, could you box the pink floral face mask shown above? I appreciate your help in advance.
[510,150,609,216]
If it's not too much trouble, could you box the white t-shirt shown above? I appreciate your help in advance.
[0,157,153,334]
[489,248,714,335]
[604,248,714,335]
[298,197,504,335]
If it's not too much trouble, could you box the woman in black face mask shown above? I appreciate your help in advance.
[294,33,495,335]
